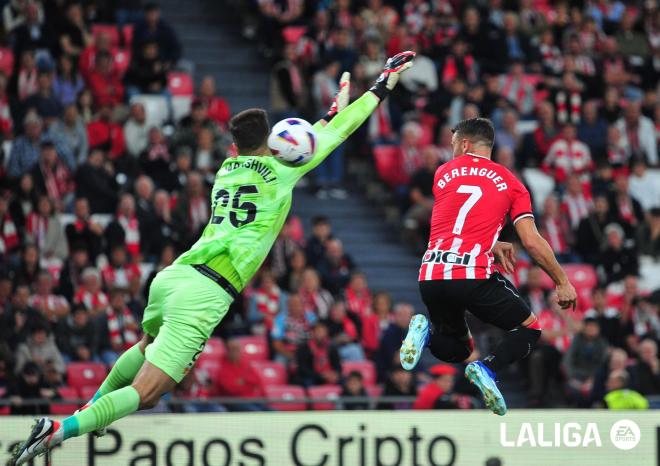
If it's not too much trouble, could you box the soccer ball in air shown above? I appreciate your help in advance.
[268,118,317,166]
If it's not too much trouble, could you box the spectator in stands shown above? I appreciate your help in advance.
[295,321,341,387]
[564,317,609,407]
[269,219,301,282]
[14,321,65,379]
[578,101,608,159]
[30,271,69,325]
[8,173,37,235]
[519,266,549,316]
[53,55,84,107]
[341,370,369,410]
[150,190,176,253]
[3,0,30,36]
[101,244,141,290]
[87,51,125,108]
[495,109,521,154]
[604,369,649,410]
[600,223,639,285]
[13,243,40,286]
[11,2,51,60]
[31,141,75,209]
[140,128,173,190]
[344,272,372,319]
[131,2,182,68]
[269,43,306,120]
[76,88,93,123]
[413,364,459,409]
[576,195,617,264]
[615,101,658,166]
[73,267,108,318]
[23,70,63,120]
[194,127,224,182]
[280,248,306,292]
[271,293,317,365]
[74,148,118,214]
[323,300,364,361]
[542,123,593,188]
[403,146,438,251]
[610,174,645,232]
[562,174,593,231]
[379,367,416,410]
[49,104,88,164]
[305,216,332,268]
[630,339,660,396]
[0,284,43,349]
[585,287,625,348]
[6,361,55,415]
[591,347,629,406]
[298,268,333,318]
[8,112,74,179]
[172,171,208,248]
[55,303,98,362]
[25,195,68,262]
[248,269,287,333]
[521,101,558,167]
[86,103,127,160]
[638,208,660,259]
[0,196,20,256]
[376,303,412,381]
[318,238,355,296]
[125,40,168,97]
[99,287,140,363]
[540,195,573,261]
[171,99,222,154]
[216,338,266,410]
[105,193,142,259]
[629,159,660,211]
[197,76,231,128]
[0,72,13,137]
[57,1,92,61]
[124,103,149,158]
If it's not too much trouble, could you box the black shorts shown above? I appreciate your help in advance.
[419,272,532,337]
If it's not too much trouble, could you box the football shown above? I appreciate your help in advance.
[267,118,317,166]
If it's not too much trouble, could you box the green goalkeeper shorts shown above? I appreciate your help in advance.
[141,264,233,383]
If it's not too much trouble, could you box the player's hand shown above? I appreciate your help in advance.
[492,241,515,274]
[327,71,350,119]
[369,51,415,100]
[556,282,578,311]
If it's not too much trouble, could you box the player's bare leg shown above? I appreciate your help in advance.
[10,341,173,466]
[466,314,541,416]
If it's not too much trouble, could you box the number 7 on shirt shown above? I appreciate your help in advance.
[452,185,482,235]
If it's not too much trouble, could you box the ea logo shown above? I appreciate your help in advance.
[610,420,641,450]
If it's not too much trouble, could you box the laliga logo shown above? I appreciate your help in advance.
[500,420,641,449]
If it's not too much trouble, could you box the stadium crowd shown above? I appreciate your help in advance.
[0,0,658,416]
[256,0,660,409]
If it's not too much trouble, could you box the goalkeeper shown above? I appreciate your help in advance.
[11,51,415,465]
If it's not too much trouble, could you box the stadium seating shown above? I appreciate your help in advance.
[250,361,287,387]
[79,386,98,402]
[51,386,79,415]
[307,385,341,410]
[264,385,307,411]
[235,335,269,363]
[0,388,8,415]
[365,385,383,398]
[122,24,134,47]
[91,24,121,46]
[282,26,307,44]
[198,337,226,364]
[168,72,194,96]
[0,48,14,77]
[198,359,222,386]
[342,361,377,387]
[129,94,170,127]
[372,145,406,188]
[66,363,107,391]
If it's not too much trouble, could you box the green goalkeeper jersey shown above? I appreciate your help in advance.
[174,92,379,291]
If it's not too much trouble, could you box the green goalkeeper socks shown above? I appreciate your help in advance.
[63,386,141,440]
[92,344,145,403]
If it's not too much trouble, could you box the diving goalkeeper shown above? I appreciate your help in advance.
[10,51,415,465]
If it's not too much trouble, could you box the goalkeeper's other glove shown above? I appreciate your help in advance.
[324,71,351,122]
[369,51,415,101]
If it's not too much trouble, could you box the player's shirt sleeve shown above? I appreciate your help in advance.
[509,175,534,225]
[277,92,380,185]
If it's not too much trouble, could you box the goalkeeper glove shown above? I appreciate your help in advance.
[369,51,415,101]
[324,71,351,122]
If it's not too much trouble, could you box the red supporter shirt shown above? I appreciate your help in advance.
[419,154,533,281]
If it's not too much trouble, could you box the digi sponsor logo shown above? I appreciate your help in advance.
[610,420,641,450]
[422,250,472,265]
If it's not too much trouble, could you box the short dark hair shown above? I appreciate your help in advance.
[452,118,495,148]
[229,108,270,153]
[312,215,330,226]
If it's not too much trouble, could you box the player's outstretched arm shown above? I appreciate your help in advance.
[295,51,415,177]
[313,71,351,130]
[514,217,578,310]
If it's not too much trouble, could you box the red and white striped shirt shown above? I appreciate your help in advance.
[419,154,533,281]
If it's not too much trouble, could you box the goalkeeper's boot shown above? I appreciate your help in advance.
[10,417,63,466]
[75,401,107,437]
[465,361,507,416]
[400,314,429,370]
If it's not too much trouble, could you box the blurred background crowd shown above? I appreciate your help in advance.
[0,0,658,415]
